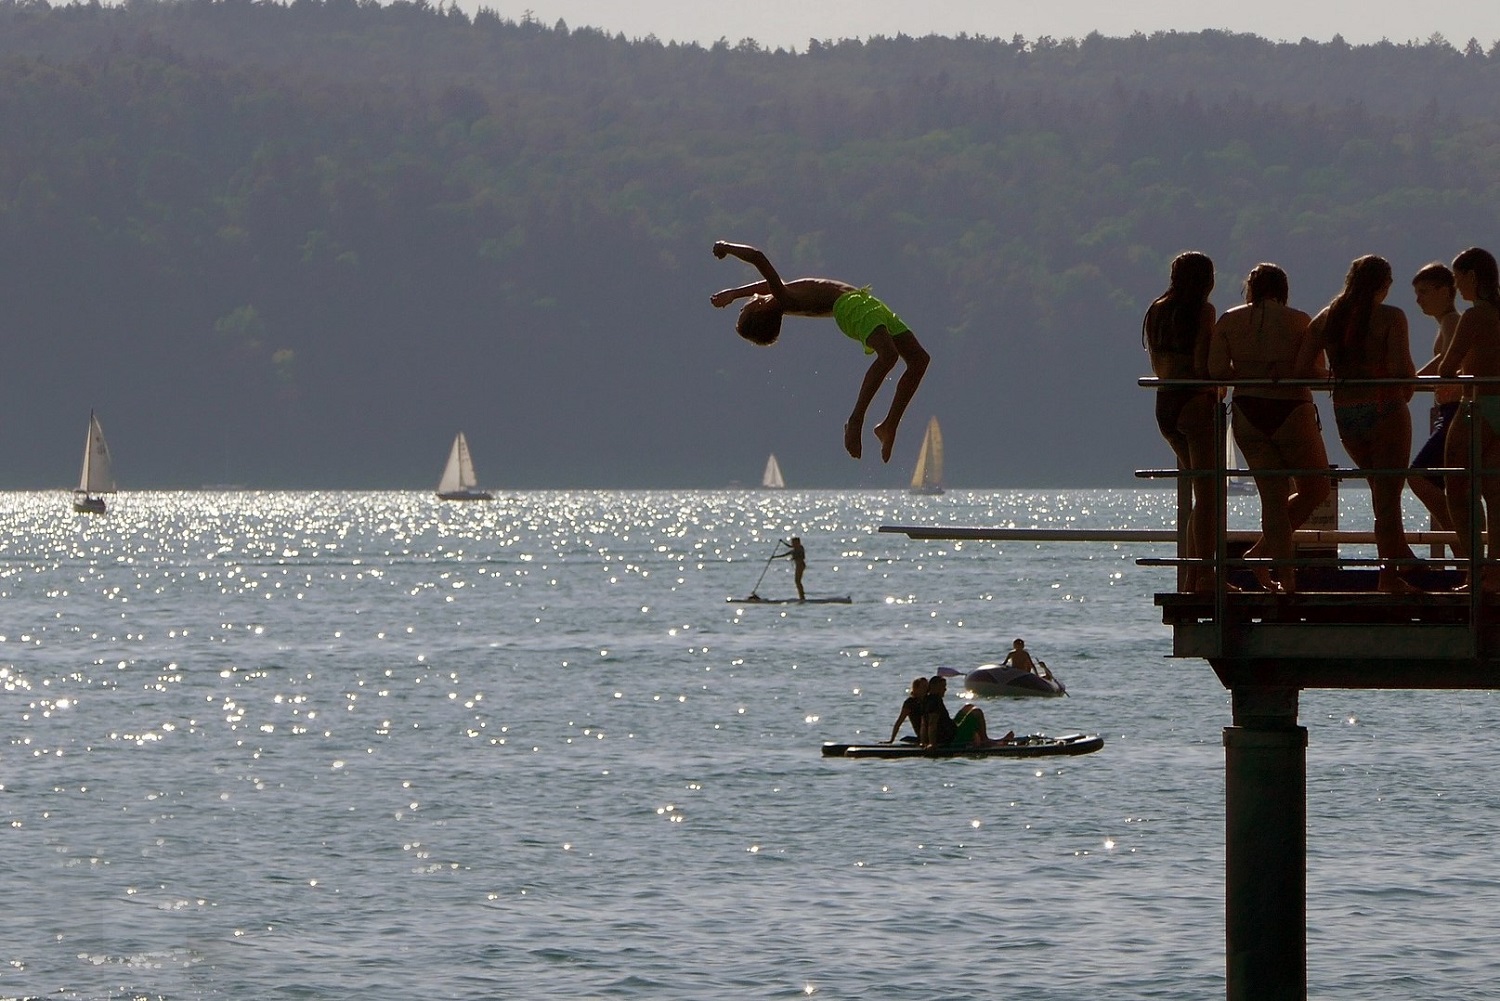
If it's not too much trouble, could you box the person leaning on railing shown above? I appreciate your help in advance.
[1211,263,1330,593]
[1408,262,1463,533]
[1143,251,1220,592]
[1439,247,1500,593]
[1298,255,1419,594]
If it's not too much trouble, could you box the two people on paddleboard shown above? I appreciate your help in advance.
[885,674,1014,748]
[710,241,929,463]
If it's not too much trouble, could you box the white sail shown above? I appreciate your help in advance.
[762,454,785,489]
[910,417,944,494]
[439,432,477,493]
[436,432,492,500]
[77,411,116,495]
[1225,425,1255,494]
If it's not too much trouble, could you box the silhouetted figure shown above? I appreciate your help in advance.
[1409,262,1462,533]
[884,676,928,743]
[776,536,808,600]
[1299,255,1419,593]
[1440,247,1500,592]
[1212,263,1330,593]
[1003,638,1037,674]
[1144,251,1221,591]
[710,241,929,463]
[918,675,1013,749]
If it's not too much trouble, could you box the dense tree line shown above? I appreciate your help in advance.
[2,0,1499,488]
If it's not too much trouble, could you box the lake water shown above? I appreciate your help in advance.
[2,488,1498,1000]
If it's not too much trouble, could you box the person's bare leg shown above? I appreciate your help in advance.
[1286,472,1330,533]
[1252,475,1293,592]
[1184,411,1221,590]
[1371,474,1418,592]
[1446,415,1479,590]
[871,332,929,463]
[847,343,898,460]
[968,707,1015,746]
[1411,476,1453,532]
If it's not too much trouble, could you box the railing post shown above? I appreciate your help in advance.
[1469,399,1483,656]
[1177,466,1191,594]
[1214,399,1229,647]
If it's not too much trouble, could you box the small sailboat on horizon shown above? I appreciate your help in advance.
[909,416,945,495]
[436,432,493,501]
[73,410,116,514]
[762,454,785,489]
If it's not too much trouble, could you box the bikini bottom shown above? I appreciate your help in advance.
[1334,399,1403,446]
[1232,396,1307,437]
[1155,388,1214,440]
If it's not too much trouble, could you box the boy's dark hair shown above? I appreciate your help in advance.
[736,300,783,345]
[1412,261,1455,291]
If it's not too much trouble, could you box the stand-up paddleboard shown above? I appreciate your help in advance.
[821,733,1103,759]
[727,594,852,604]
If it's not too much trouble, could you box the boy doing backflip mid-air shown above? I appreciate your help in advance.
[710,241,929,462]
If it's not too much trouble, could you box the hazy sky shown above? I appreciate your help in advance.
[489,0,1498,50]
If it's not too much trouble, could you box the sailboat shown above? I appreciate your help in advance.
[436,432,493,501]
[73,410,116,514]
[761,454,785,489]
[1225,425,1256,495]
[909,416,945,495]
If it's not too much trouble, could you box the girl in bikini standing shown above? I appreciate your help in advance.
[1212,264,1331,592]
[1143,252,1220,591]
[1299,255,1419,593]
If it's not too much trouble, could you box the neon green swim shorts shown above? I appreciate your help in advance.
[833,288,911,355]
[951,709,981,747]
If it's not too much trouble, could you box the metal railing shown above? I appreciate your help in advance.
[1138,374,1500,652]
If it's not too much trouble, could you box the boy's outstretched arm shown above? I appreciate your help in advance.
[710,281,770,308]
[712,241,789,298]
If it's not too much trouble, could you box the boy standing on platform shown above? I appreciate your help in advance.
[1410,263,1463,532]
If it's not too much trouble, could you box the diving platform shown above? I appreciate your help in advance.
[881,373,1500,1001]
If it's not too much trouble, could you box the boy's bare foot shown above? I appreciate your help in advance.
[873,421,897,463]
[844,420,862,459]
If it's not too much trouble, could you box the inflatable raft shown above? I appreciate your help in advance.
[821,732,1103,759]
[965,662,1066,697]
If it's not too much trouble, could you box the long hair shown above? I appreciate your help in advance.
[1453,247,1500,310]
[1243,263,1289,305]
[1324,255,1392,367]
[1143,251,1214,353]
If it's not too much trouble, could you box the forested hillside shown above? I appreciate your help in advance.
[3,0,1499,487]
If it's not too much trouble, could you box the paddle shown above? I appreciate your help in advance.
[743,539,786,599]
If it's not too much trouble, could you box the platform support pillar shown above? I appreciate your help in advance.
[1223,684,1306,1001]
